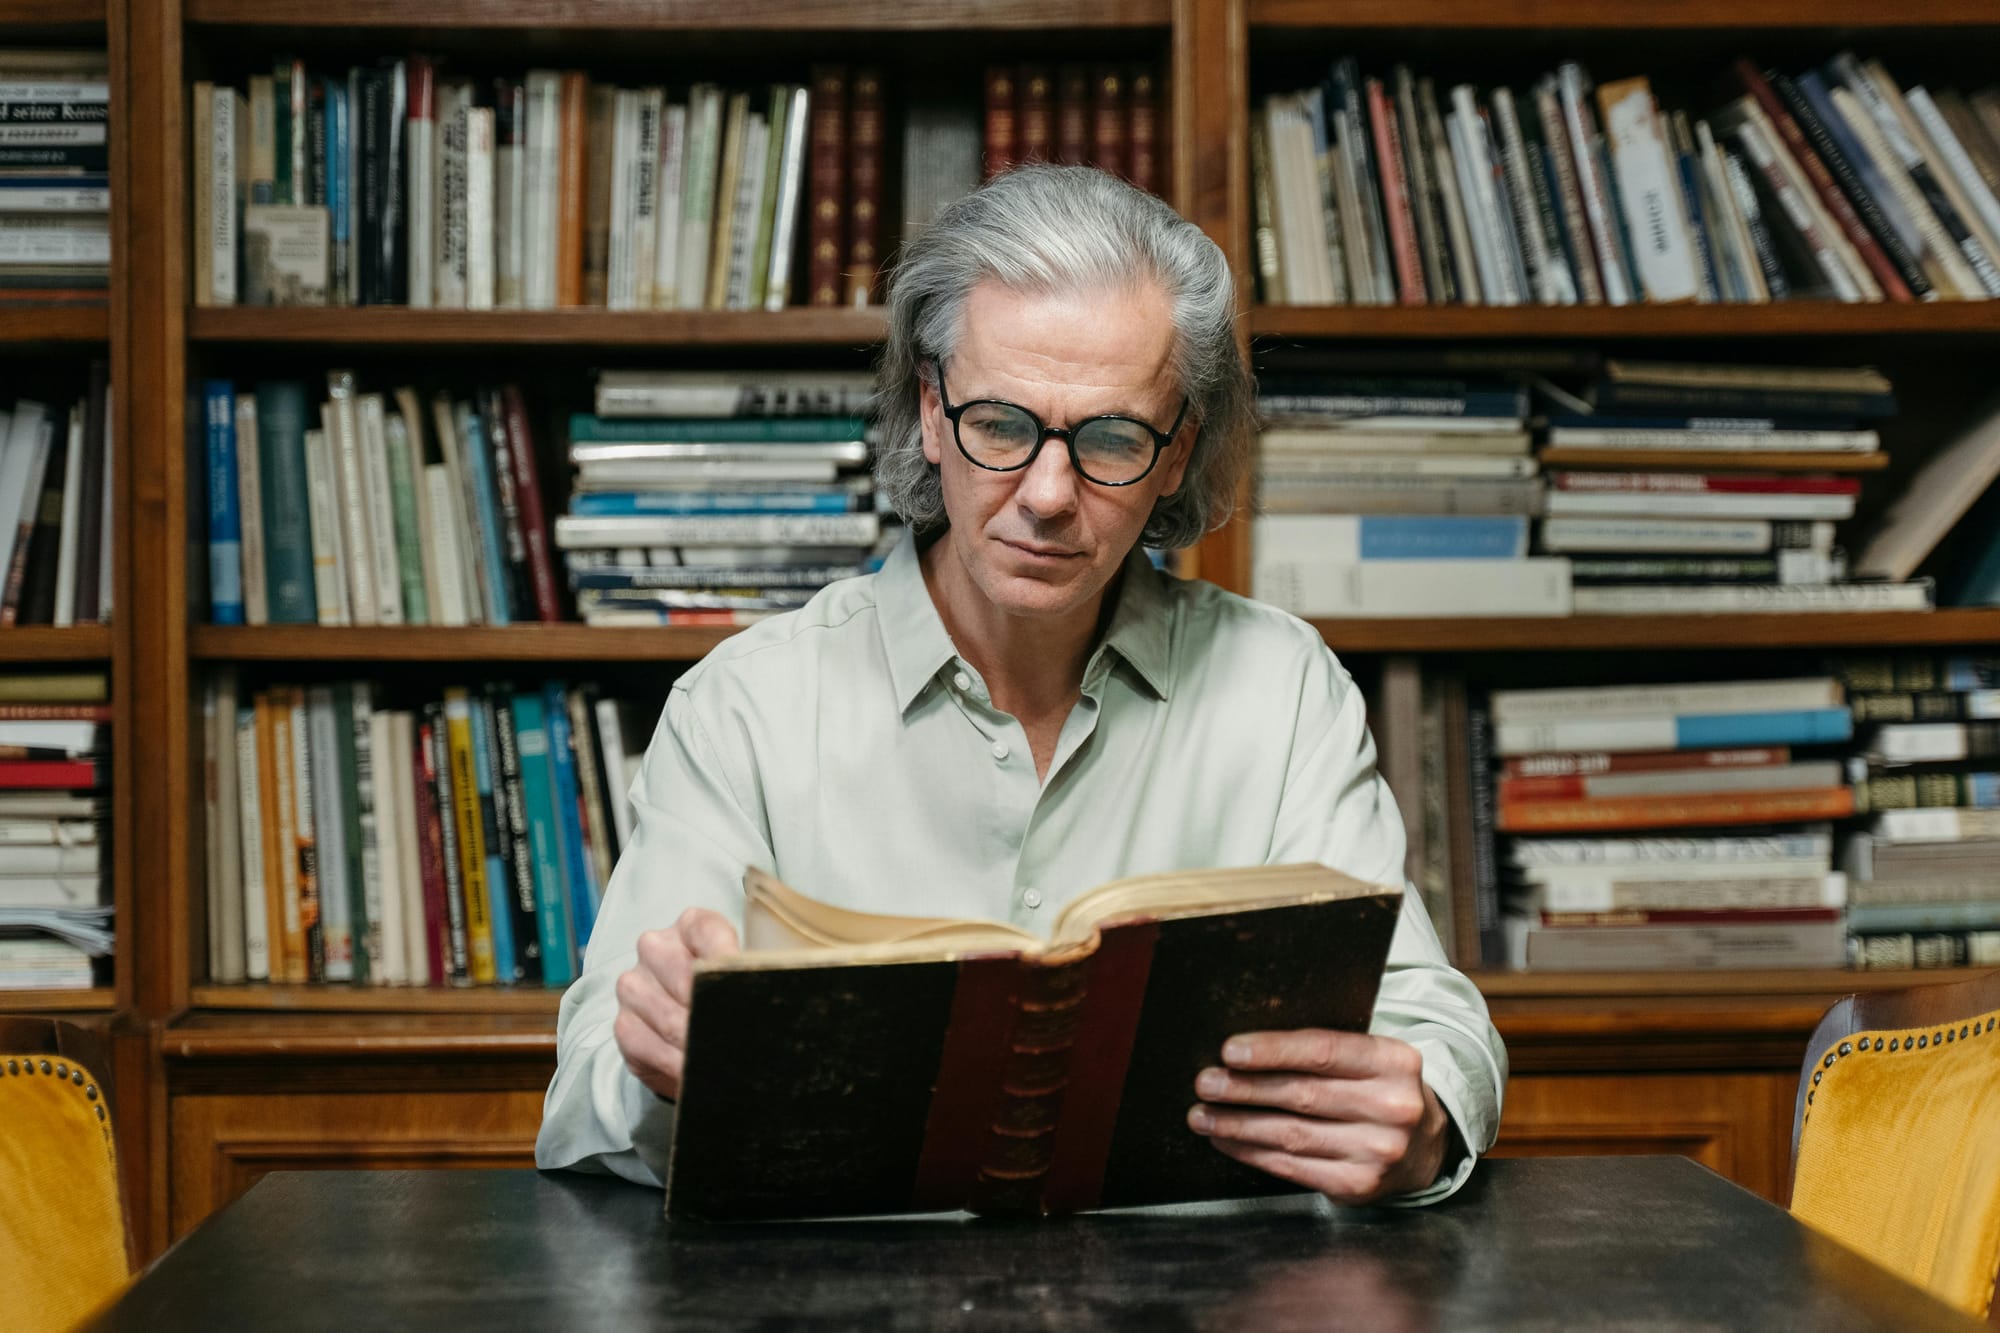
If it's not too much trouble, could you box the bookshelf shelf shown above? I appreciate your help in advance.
[184,0,1171,30]
[1250,302,2000,341]
[1308,610,2000,653]
[188,984,565,1015]
[190,624,741,662]
[1472,968,1990,1000]
[1249,0,2000,28]
[164,1010,561,1060]
[0,306,109,345]
[0,0,106,24]
[0,987,114,1012]
[0,626,114,661]
[189,306,889,349]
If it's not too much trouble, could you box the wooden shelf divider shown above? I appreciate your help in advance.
[191,623,741,662]
[188,984,564,1015]
[0,305,110,344]
[1252,301,2000,341]
[0,987,116,1012]
[1250,0,2000,28]
[0,626,116,661]
[189,305,890,348]
[185,0,1170,30]
[0,0,107,25]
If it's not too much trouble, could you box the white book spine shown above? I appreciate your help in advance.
[234,705,270,981]
[1572,581,1932,614]
[632,88,662,310]
[202,678,227,979]
[307,690,352,981]
[523,71,562,310]
[1558,64,1633,305]
[301,425,351,625]
[210,84,239,305]
[436,84,469,309]
[1696,119,1763,302]
[0,399,44,585]
[1737,100,1876,301]
[1493,677,1840,720]
[1909,87,2000,261]
[390,711,430,986]
[1424,82,1482,305]
[1599,80,1700,303]
[1449,89,1519,305]
[1253,557,1574,618]
[393,390,443,622]
[1538,874,1846,914]
[464,106,496,310]
[430,396,487,624]
[324,376,378,624]
[1493,87,1572,304]
[1875,806,2000,842]
[495,98,526,308]
[653,102,688,309]
[607,90,639,311]
[366,706,405,984]
[51,406,82,627]
[593,696,635,849]
[724,113,768,311]
[356,395,405,625]
[424,465,471,627]
[676,86,721,311]
[94,397,109,621]
[1546,491,1854,519]
[407,91,435,309]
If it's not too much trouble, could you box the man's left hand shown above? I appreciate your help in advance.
[1186,1029,1452,1205]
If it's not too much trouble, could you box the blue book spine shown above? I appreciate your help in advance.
[1797,70,1922,259]
[1357,515,1528,561]
[459,405,514,626]
[543,682,600,949]
[254,380,319,624]
[1674,707,1853,749]
[468,700,518,984]
[324,77,351,309]
[567,414,870,443]
[1676,148,1721,302]
[511,692,576,986]
[569,491,854,517]
[203,379,244,625]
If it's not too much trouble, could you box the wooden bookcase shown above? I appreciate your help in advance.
[14,0,1991,1256]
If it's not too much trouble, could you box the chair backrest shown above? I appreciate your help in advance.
[0,1017,131,1333]
[1790,970,2000,1324]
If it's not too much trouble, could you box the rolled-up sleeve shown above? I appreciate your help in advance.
[1267,646,1508,1206]
[536,685,775,1186]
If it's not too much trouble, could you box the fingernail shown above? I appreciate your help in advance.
[1222,1039,1249,1065]
[1196,1068,1227,1097]
[1188,1106,1212,1133]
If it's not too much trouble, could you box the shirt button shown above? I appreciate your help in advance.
[1023,888,1043,909]
[991,741,1009,761]
[953,671,972,691]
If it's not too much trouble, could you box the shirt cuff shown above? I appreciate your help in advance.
[1387,1040,1486,1208]
[619,1067,679,1185]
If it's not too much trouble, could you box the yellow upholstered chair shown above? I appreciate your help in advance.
[0,1019,132,1333]
[1790,970,2000,1324]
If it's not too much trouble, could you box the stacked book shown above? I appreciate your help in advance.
[981,63,1162,192]
[193,62,884,310]
[1253,53,2000,307]
[1540,359,1932,614]
[1249,374,1570,617]
[1837,653,2000,971]
[0,671,110,991]
[201,672,643,989]
[0,50,110,304]
[555,369,886,627]
[0,370,113,626]
[1492,675,1857,971]
[201,374,562,627]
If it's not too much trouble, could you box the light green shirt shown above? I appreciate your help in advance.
[538,533,1508,1205]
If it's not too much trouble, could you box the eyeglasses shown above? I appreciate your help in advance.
[933,359,1189,487]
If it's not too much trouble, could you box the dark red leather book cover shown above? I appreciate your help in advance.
[983,66,1017,180]
[1090,65,1126,179]
[845,68,883,306]
[1127,66,1159,195]
[1055,65,1089,166]
[806,65,847,307]
[1018,65,1053,164]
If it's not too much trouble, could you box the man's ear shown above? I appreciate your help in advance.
[918,374,945,468]
[1157,417,1198,497]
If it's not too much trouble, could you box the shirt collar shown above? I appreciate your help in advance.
[873,532,1175,715]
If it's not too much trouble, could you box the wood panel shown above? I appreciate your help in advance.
[0,306,110,342]
[189,306,889,348]
[0,626,114,660]
[190,623,739,662]
[1250,0,2000,28]
[168,1090,545,1239]
[1251,302,2000,340]
[185,0,1171,28]
[189,984,565,1014]
[1494,1072,1800,1205]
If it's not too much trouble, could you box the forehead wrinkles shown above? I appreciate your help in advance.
[950,285,1180,423]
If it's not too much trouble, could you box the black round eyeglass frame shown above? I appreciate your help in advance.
[932,358,1190,487]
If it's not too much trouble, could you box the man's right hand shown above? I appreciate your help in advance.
[613,907,741,1101]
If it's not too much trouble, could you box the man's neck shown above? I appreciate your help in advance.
[919,535,1117,723]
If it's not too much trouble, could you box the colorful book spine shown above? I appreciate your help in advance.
[443,688,497,984]
[511,691,576,986]
[253,380,316,624]
[204,379,245,625]
[543,681,600,950]
[467,695,518,984]
[458,403,514,626]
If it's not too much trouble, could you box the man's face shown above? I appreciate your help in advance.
[918,278,1194,625]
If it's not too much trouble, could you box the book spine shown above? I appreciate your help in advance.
[388,712,428,985]
[478,391,533,618]
[443,689,496,984]
[566,688,616,889]
[1056,64,1088,164]
[467,694,518,984]
[203,380,244,625]
[583,82,616,308]
[1557,64,1632,304]
[487,690,544,984]
[1127,67,1159,194]
[806,67,846,307]
[983,66,1016,177]
[364,703,403,984]
[348,685,383,982]
[306,687,351,981]
[556,71,587,307]
[458,403,515,626]
[1850,929,2000,971]
[1854,769,2000,812]
[381,61,408,304]
[1089,65,1125,178]
[286,688,324,981]
[654,100,687,309]
[259,692,305,983]
[763,88,809,311]
[235,705,269,981]
[543,681,600,950]
[418,703,467,985]
[845,69,883,306]
[494,79,527,308]
[501,385,562,621]
[524,72,561,309]
[465,106,496,309]
[966,952,1092,1216]
[1499,787,1855,833]
[1367,77,1426,304]
[511,692,575,986]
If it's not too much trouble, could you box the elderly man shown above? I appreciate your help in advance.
[538,164,1506,1207]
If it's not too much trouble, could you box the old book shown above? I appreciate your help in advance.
[844,69,883,305]
[242,204,328,305]
[805,66,846,307]
[982,66,1016,178]
[667,862,1401,1221]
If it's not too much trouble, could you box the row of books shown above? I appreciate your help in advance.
[192,62,885,311]
[559,369,887,626]
[981,64,1162,192]
[0,373,112,627]
[0,50,109,304]
[1377,656,2000,972]
[0,670,110,991]
[1251,357,2000,617]
[201,375,562,627]
[1253,53,2000,307]
[200,672,641,988]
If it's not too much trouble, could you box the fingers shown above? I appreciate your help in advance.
[1220,1030,1423,1082]
[616,963,687,1052]
[679,907,741,960]
[1187,1103,1410,1167]
[1192,1062,1429,1131]
[1204,1135,1400,1206]
[614,1004,685,1100]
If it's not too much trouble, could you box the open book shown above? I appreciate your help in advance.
[665,863,1403,1222]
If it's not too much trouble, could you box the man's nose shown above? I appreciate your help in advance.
[1015,433,1083,517]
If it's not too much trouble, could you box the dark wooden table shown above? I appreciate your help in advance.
[92,1157,1981,1331]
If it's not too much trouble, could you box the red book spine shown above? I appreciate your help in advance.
[413,713,451,987]
[500,385,563,621]
[1367,76,1428,305]
[0,758,100,787]
[1090,66,1126,179]
[1126,66,1159,195]
[845,68,883,307]
[1018,66,1053,164]
[0,704,112,721]
[1734,59,1913,303]
[1504,746,1791,779]
[806,65,847,308]
[1497,786,1855,833]
[1055,65,1089,166]
[983,66,1018,179]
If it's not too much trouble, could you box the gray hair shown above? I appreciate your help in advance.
[873,164,1252,550]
